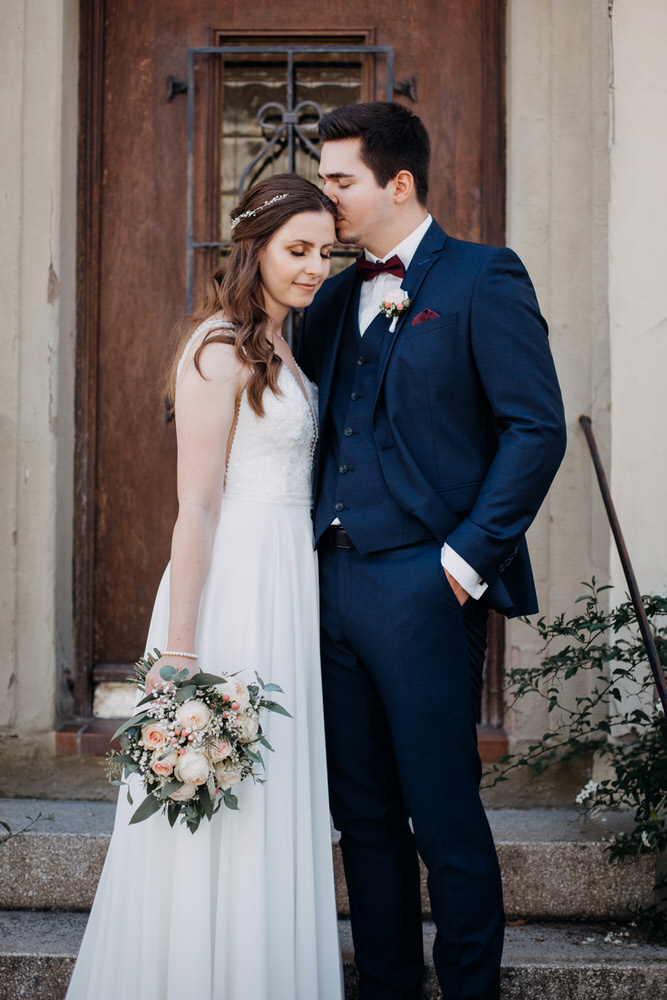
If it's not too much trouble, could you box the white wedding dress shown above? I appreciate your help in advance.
[66,322,344,1000]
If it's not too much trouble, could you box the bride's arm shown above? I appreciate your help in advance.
[144,341,245,694]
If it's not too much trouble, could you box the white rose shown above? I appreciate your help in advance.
[141,720,170,750]
[208,738,233,761]
[382,288,409,308]
[174,699,211,732]
[169,782,197,802]
[214,762,242,790]
[174,749,210,786]
[215,676,250,710]
[234,712,259,743]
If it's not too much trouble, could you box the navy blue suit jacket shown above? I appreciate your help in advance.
[298,220,567,617]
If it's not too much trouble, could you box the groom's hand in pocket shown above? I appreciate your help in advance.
[445,569,470,606]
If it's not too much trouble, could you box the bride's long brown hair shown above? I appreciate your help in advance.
[166,173,336,417]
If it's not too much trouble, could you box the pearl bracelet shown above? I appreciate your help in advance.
[161,650,198,660]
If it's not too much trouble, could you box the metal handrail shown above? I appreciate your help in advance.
[579,414,667,713]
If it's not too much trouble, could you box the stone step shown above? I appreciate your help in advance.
[0,799,655,922]
[0,911,665,1000]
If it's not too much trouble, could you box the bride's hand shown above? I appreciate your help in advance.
[144,656,200,696]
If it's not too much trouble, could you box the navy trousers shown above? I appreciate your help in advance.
[318,539,504,1000]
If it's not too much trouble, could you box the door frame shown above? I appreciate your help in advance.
[73,0,507,733]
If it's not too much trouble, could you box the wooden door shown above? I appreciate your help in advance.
[75,0,506,734]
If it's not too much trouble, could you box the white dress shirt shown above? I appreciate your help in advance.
[356,215,487,601]
[358,214,433,334]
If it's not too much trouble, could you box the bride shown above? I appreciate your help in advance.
[66,173,344,1000]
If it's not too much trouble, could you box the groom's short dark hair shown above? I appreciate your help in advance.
[318,102,430,205]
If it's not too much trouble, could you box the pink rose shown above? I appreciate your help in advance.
[208,738,233,761]
[169,782,197,802]
[214,762,242,790]
[151,748,179,777]
[141,720,170,750]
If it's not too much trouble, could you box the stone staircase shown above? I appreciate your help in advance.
[1,799,666,999]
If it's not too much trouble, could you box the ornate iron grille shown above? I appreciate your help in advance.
[184,44,395,314]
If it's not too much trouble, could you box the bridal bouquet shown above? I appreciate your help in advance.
[107,651,289,833]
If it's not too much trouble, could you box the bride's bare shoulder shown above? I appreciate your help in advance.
[178,314,245,387]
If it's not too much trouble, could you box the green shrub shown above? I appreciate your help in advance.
[485,581,667,938]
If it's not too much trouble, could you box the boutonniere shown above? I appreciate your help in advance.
[379,289,411,332]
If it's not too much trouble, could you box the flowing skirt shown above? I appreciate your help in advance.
[66,494,344,1000]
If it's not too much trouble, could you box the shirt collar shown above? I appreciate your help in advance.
[364,213,433,270]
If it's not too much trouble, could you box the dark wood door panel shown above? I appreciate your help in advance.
[76,0,505,711]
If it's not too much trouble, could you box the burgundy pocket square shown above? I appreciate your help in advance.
[411,308,441,326]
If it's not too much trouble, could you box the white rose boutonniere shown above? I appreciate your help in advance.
[379,288,411,331]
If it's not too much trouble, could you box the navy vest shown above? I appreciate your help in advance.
[314,282,433,553]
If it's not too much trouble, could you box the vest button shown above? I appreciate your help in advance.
[335,502,345,512]
[357,356,366,366]
[338,465,348,474]
[350,392,360,401]
[344,426,354,437]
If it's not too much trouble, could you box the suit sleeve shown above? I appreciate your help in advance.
[444,248,567,584]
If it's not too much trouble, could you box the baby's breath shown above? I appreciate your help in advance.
[107,651,289,834]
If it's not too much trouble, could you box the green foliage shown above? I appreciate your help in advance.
[484,580,667,938]
[0,811,55,846]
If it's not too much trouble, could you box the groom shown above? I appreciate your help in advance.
[298,102,566,1000]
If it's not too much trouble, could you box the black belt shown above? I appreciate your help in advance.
[325,524,355,549]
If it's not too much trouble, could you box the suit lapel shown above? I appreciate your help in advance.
[375,222,448,404]
[317,267,360,424]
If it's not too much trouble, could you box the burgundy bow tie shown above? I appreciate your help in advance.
[356,254,405,281]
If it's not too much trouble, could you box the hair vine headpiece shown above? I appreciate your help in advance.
[230,192,290,231]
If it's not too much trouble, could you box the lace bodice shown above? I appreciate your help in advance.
[177,321,318,506]
[225,366,317,505]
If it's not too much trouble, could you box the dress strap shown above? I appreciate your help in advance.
[176,318,235,383]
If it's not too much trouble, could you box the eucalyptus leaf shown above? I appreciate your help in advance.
[129,794,162,825]
[175,685,197,702]
[159,780,182,800]
[111,714,148,741]
[263,700,292,718]
[113,756,135,770]
[137,687,167,705]
[222,789,240,811]
[192,672,226,686]
[199,783,214,821]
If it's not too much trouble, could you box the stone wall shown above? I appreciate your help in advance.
[0,0,78,736]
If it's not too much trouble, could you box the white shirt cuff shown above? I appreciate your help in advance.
[441,544,488,600]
